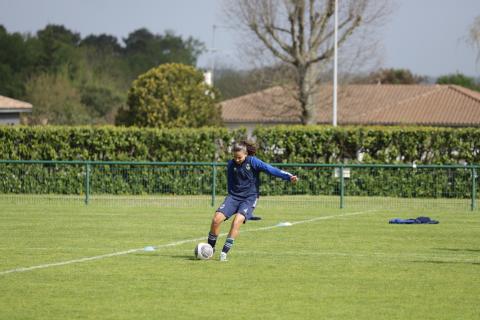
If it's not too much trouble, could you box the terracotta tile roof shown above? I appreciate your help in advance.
[221,86,301,123]
[221,84,480,126]
[0,95,33,110]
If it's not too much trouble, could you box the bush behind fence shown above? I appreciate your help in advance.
[0,162,478,203]
[0,126,479,199]
[254,126,480,164]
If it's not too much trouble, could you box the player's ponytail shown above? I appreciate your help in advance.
[243,140,257,156]
[232,140,256,156]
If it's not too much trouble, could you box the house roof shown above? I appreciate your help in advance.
[221,84,480,126]
[0,95,33,112]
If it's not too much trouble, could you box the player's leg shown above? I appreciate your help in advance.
[208,196,238,250]
[220,195,257,261]
[208,212,226,249]
[227,213,246,239]
[220,213,246,261]
[248,197,261,221]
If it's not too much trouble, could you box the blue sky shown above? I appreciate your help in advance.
[0,0,478,77]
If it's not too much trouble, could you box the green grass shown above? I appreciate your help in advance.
[0,199,479,320]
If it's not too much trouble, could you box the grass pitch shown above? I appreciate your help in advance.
[0,199,479,319]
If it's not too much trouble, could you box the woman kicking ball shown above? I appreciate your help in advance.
[207,141,298,261]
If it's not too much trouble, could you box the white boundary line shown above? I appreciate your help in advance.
[0,210,375,276]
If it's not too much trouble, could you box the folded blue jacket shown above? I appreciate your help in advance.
[389,216,439,224]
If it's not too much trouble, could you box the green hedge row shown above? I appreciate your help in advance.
[254,126,480,164]
[0,125,479,198]
[253,126,479,199]
[2,125,479,164]
[0,126,242,195]
[0,126,244,161]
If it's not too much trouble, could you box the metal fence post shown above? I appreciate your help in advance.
[85,163,90,205]
[472,167,477,211]
[340,165,345,209]
[211,163,217,207]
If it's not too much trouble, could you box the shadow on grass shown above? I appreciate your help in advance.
[170,254,197,261]
[131,253,196,261]
[411,260,480,266]
[433,248,480,253]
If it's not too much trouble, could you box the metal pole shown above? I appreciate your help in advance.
[332,0,338,127]
[85,163,90,205]
[339,165,344,209]
[472,167,477,211]
[211,163,217,207]
[211,24,217,85]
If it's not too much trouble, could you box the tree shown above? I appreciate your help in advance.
[0,24,207,125]
[0,25,39,97]
[80,34,122,54]
[468,15,480,63]
[36,24,82,74]
[223,0,390,124]
[80,85,124,123]
[123,28,205,79]
[214,63,296,100]
[116,63,222,128]
[436,73,480,92]
[354,68,426,84]
[78,34,130,92]
[25,68,91,125]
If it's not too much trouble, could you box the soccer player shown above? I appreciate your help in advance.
[207,141,298,261]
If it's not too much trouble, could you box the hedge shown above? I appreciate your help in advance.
[252,126,479,199]
[254,125,480,165]
[0,125,479,198]
[0,126,243,195]
[3,125,479,164]
[0,126,244,161]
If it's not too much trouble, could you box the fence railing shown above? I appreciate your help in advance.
[0,160,478,211]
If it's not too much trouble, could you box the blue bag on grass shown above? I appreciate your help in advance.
[389,216,439,224]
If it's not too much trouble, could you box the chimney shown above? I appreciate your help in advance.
[204,71,212,86]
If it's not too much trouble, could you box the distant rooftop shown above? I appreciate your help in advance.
[221,84,480,127]
[0,95,33,111]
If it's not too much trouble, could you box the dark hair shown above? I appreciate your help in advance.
[232,140,256,156]
[243,140,257,156]
[232,141,246,154]
[232,140,257,156]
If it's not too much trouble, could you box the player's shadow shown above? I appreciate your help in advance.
[132,253,196,260]
[170,254,197,261]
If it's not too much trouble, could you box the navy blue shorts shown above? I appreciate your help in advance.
[216,195,258,222]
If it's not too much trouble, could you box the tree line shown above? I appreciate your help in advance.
[0,24,204,125]
[1,22,479,127]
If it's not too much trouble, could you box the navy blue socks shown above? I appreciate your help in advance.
[208,232,218,248]
[222,237,235,254]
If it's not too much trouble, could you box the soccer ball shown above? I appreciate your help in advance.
[194,242,214,260]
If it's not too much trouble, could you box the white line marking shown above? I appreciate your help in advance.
[245,210,376,233]
[0,210,375,276]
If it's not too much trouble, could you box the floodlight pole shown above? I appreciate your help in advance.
[210,24,217,85]
[332,0,338,127]
[210,24,233,86]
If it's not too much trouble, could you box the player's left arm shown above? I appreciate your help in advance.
[250,157,298,183]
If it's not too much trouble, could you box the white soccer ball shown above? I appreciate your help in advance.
[194,242,214,260]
